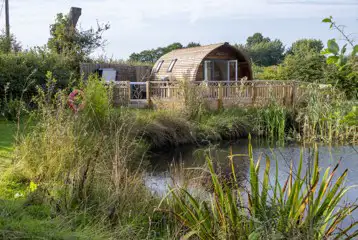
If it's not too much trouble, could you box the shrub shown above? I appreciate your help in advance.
[0,50,77,103]
[82,74,111,122]
[255,65,283,80]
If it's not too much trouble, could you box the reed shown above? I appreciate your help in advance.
[159,139,358,239]
[295,84,357,144]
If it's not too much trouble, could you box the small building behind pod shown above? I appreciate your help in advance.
[80,63,152,82]
[151,42,253,82]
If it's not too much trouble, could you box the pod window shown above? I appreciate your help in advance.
[167,59,177,72]
[155,60,164,73]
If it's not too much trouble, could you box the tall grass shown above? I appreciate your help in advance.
[295,84,357,143]
[159,139,358,239]
[256,103,288,143]
[2,75,161,239]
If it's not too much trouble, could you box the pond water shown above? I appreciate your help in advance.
[145,139,358,224]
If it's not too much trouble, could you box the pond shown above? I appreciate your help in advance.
[145,139,358,224]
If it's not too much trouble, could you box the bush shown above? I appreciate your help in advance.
[0,50,77,104]
[82,74,111,121]
[255,65,283,80]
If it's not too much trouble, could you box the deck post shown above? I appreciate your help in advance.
[167,82,171,98]
[282,84,286,106]
[291,81,296,105]
[217,82,223,110]
[146,81,152,108]
[252,82,257,105]
[127,81,131,105]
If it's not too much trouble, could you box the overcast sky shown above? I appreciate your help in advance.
[1,0,357,59]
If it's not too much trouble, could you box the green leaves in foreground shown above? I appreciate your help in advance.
[159,142,358,239]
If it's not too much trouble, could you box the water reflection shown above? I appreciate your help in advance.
[145,139,358,230]
[146,139,358,200]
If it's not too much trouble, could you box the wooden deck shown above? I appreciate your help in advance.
[112,80,306,109]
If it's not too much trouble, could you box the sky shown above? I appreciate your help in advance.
[1,0,357,59]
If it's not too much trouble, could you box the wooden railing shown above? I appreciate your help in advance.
[112,80,305,108]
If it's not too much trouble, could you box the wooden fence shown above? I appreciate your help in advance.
[113,80,306,109]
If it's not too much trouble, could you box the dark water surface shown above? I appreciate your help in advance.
[145,139,358,222]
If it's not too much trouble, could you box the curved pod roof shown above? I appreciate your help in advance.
[152,42,252,81]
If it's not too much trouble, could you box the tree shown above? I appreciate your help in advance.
[47,13,110,61]
[246,33,270,48]
[128,42,201,63]
[242,33,285,67]
[186,42,201,48]
[280,50,326,82]
[248,39,285,67]
[286,39,324,56]
[0,31,22,53]
[165,42,183,53]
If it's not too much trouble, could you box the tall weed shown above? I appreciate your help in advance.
[5,76,158,238]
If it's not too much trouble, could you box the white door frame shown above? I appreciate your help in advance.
[204,60,212,81]
[227,60,238,81]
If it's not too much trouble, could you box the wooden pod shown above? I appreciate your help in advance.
[152,42,253,82]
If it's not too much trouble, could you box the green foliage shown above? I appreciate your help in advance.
[248,39,285,67]
[280,49,326,82]
[1,99,27,121]
[160,143,358,239]
[286,39,324,55]
[198,108,252,141]
[0,199,110,239]
[246,33,271,47]
[238,33,285,67]
[83,74,111,121]
[257,104,288,142]
[5,78,160,238]
[0,49,77,102]
[129,42,201,63]
[272,39,327,82]
[324,60,358,99]
[341,106,358,126]
[295,84,357,142]
[136,110,194,148]
[248,144,358,239]
[48,13,110,60]
[255,65,283,80]
[321,17,358,99]
[186,42,201,48]
[0,31,22,53]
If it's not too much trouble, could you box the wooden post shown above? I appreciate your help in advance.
[217,82,223,110]
[291,82,296,106]
[252,82,257,105]
[146,81,152,108]
[167,82,171,98]
[4,0,10,53]
[127,81,131,105]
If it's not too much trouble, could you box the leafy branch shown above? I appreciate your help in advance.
[321,16,358,67]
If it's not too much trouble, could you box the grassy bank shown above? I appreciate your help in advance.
[0,119,16,171]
